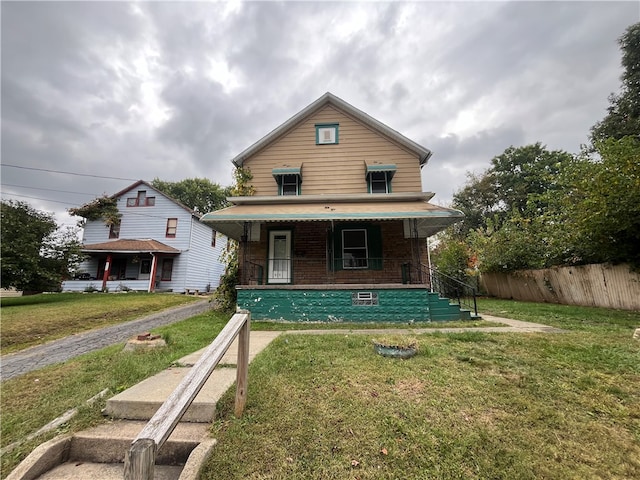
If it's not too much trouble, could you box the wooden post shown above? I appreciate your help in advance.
[235,311,251,417]
[102,254,112,291]
[124,438,156,480]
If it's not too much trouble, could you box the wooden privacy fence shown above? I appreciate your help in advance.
[124,310,251,480]
[480,263,640,311]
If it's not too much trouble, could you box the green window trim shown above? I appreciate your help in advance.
[272,167,302,196]
[332,223,383,271]
[315,123,339,145]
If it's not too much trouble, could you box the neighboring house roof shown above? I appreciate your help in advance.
[81,239,181,254]
[231,92,433,168]
[202,194,463,240]
[110,180,203,220]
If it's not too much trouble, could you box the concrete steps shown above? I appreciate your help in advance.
[7,332,281,480]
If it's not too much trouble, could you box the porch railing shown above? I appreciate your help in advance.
[422,264,479,318]
[241,257,427,286]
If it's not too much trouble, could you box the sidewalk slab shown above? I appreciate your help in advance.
[177,331,281,366]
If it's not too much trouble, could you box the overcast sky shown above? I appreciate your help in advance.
[1,1,638,230]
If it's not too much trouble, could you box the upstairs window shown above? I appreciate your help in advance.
[369,171,390,193]
[109,221,121,239]
[273,167,302,196]
[127,190,156,207]
[315,123,339,145]
[365,163,396,194]
[166,218,178,237]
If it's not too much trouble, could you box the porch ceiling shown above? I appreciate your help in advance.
[81,238,181,254]
[201,199,463,240]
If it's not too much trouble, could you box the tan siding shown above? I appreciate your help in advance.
[242,106,423,195]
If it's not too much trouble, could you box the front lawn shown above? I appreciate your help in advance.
[206,299,640,479]
[0,292,202,354]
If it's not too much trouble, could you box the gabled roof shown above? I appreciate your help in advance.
[110,180,201,219]
[81,238,180,254]
[231,92,433,168]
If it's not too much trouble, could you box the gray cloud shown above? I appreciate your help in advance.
[1,0,637,227]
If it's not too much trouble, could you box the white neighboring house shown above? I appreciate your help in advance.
[62,180,228,293]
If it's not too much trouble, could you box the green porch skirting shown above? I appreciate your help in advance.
[236,285,463,322]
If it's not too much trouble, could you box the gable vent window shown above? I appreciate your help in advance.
[315,123,339,145]
[272,167,302,196]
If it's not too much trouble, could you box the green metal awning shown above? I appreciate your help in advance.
[365,163,396,179]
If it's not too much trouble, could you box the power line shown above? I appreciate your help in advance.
[1,164,139,181]
[1,183,97,196]
[1,192,77,206]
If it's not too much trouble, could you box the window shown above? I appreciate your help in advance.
[273,167,302,196]
[127,190,156,207]
[366,164,395,194]
[369,171,390,194]
[333,224,382,271]
[166,218,178,237]
[140,259,151,275]
[342,229,368,269]
[211,230,217,247]
[315,123,339,144]
[161,258,173,281]
[280,174,300,195]
[109,221,120,239]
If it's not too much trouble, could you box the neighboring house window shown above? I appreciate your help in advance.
[315,123,339,144]
[161,258,173,281]
[127,190,156,207]
[140,259,151,275]
[369,171,390,194]
[109,221,120,239]
[166,218,178,237]
[333,224,383,271]
[211,230,217,247]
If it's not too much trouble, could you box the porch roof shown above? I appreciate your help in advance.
[201,195,463,240]
[81,239,181,254]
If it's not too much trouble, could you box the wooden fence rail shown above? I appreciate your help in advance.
[480,263,640,311]
[124,310,251,480]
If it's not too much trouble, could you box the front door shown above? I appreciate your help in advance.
[268,230,292,284]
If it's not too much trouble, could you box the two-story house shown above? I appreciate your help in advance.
[62,180,228,294]
[202,93,467,321]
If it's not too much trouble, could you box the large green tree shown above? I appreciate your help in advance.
[561,136,640,266]
[150,178,230,214]
[452,143,573,237]
[591,22,640,144]
[1,201,83,292]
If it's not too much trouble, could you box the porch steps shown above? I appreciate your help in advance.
[426,292,472,321]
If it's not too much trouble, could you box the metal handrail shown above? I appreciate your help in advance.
[422,264,478,317]
[124,311,251,480]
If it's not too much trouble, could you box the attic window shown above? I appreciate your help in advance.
[127,190,156,207]
[315,123,339,145]
[273,167,302,196]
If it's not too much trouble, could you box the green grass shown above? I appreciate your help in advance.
[0,292,201,354]
[0,310,229,477]
[2,298,639,479]
[205,300,640,479]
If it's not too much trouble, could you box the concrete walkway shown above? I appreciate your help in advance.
[0,300,214,381]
